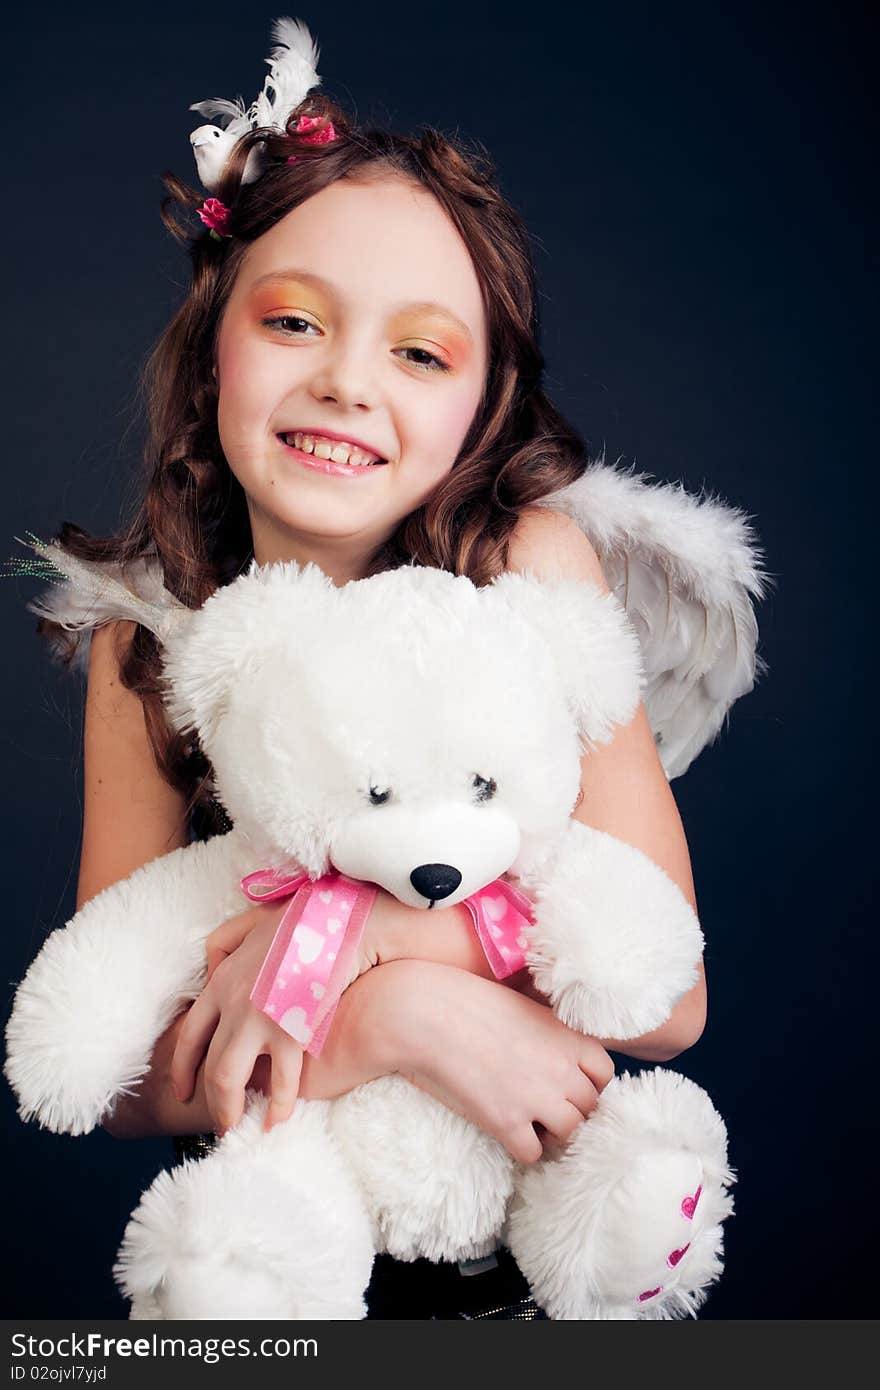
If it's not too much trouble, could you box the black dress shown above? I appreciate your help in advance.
[177,800,547,1320]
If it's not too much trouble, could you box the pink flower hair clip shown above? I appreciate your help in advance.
[286,113,338,164]
[196,196,232,242]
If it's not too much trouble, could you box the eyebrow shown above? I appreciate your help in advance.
[249,267,474,343]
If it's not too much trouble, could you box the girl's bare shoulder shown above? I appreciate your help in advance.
[505,504,609,589]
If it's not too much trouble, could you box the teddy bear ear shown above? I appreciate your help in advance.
[485,573,644,747]
[159,560,338,745]
[161,619,236,745]
[159,582,265,744]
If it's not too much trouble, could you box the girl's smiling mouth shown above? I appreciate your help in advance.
[277,432,390,477]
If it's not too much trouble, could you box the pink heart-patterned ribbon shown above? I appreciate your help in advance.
[459,879,535,978]
[244,868,376,1057]
[242,869,535,1055]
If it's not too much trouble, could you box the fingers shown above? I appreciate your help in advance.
[204,1014,269,1136]
[170,992,221,1102]
[541,1097,593,1146]
[263,1041,304,1133]
[569,1068,602,1120]
[205,913,259,981]
[511,1050,610,1163]
[508,1124,544,1166]
[578,1042,615,1093]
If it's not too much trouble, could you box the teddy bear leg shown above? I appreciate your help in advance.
[331,1076,515,1262]
[115,1098,376,1320]
[506,1069,735,1320]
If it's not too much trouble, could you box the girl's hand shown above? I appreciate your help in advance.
[170,903,304,1136]
[170,887,410,1135]
[386,960,615,1165]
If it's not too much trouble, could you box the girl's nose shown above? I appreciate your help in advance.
[308,340,380,411]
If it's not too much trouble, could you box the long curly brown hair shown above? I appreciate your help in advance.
[39,95,590,835]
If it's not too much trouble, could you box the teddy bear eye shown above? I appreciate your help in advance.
[472,774,497,803]
[368,785,391,806]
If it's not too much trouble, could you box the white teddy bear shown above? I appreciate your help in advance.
[5,465,764,1320]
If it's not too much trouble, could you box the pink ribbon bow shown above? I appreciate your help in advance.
[243,869,534,1056]
[244,868,375,1057]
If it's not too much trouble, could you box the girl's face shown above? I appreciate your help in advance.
[214,175,489,581]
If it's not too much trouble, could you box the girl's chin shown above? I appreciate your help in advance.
[249,492,392,542]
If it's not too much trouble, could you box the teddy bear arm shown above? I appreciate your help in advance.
[4,830,254,1135]
[520,821,704,1040]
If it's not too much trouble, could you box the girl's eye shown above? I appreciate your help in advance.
[262,314,321,337]
[396,346,452,374]
[258,318,453,372]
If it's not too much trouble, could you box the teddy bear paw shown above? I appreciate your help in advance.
[115,1152,374,1320]
[507,1070,735,1319]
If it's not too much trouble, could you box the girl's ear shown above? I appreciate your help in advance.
[485,572,644,747]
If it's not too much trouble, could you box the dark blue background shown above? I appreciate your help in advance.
[2,1,874,1318]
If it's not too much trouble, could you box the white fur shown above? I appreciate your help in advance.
[508,1070,734,1319]
[6,558,742,1318]
[331,1077,515,1262]
[116,1097,374,1320]
[517,822,703,1039]
[4,832,256,1134]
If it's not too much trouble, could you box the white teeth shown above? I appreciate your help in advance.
[287,432,380,467]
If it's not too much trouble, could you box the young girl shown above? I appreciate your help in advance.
[40,70,705,1318]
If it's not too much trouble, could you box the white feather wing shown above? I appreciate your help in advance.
[11,537,188,671]
[540,461,767,778]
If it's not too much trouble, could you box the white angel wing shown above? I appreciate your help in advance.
[540,461,767,778]
[10,536,190,672]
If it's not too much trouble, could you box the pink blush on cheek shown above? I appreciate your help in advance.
[430,390,483,466]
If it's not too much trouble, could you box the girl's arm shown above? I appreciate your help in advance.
[101,885,614,1163]
[504,505,708,1064]
[77,620,191,908]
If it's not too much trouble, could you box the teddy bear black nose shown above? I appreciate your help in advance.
[410,863,462,902]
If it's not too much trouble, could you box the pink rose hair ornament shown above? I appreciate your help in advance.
[190,16,338,239]
[196,196,232,242]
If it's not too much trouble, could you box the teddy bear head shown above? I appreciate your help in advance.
[160,562,642,907]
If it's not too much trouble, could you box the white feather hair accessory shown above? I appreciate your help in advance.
[9,462,765,779]
[190,16,324,194]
